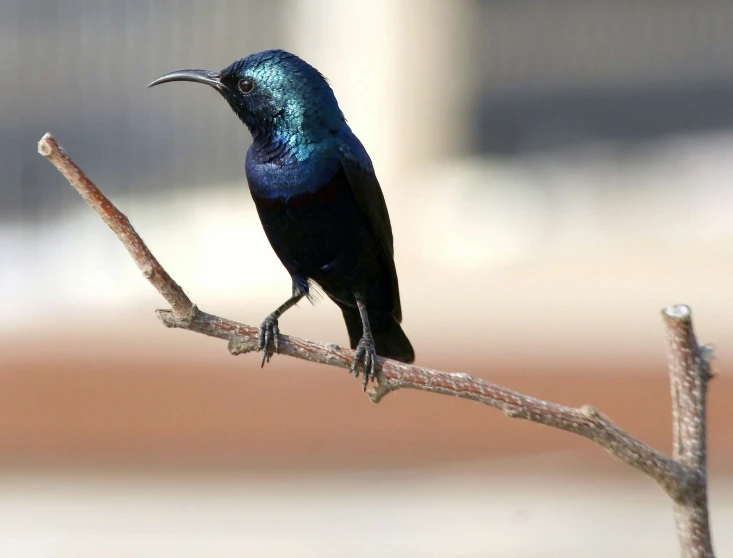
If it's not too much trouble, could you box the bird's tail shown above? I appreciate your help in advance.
[341,306,415,364]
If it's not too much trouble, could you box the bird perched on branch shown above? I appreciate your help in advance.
[149,49,414,387]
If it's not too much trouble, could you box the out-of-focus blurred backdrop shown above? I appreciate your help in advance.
[2,1,733,556]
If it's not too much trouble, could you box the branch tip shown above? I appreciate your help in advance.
[37,133,54,157]
[699,344,715,365]
[228,335,256,356]
[368,382,392,404]
[155,309,174,327]
[580,404,600,418]
[663,304,691,321]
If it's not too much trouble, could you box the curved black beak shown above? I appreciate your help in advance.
[147,69,223,90]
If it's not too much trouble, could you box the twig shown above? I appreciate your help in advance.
[663,305,715,558]
[37,133,194,319]
[161,306,690,497]
[38,133,717,557]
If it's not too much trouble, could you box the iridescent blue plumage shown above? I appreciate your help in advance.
[221,50,342,166]
[149,49,414,386]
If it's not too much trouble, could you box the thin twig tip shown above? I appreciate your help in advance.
[367,383,390,404]
[662,304,691,320]
[699,344,715,364]
[580,404,600,418]
[37,133,54,157]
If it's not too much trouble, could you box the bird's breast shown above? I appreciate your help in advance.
[248,164,371,279]
[250,175,343,215]
[245,143,340,200]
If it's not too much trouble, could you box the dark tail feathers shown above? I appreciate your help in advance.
[341,306,415,364]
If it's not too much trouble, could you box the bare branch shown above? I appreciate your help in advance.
[39,133,716,557]
[37,133,194,320]
[158,306,689,497]
[663,305,715,558]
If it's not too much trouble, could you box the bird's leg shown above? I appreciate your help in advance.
[258,285,305,367]
[349,294,378,390]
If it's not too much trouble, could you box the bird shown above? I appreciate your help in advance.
[148,49,414,387]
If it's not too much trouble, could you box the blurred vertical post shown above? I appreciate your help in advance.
[285,0,475,189]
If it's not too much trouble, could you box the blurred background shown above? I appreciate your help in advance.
[2,0,733,556]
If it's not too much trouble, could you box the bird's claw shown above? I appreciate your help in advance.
[350,335,377,390]
[257,315,280,367]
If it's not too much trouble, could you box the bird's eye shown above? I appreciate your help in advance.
[238,78,255,94]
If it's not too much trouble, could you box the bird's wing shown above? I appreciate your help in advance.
[338,136,402,321]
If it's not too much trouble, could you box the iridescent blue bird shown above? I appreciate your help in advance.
[149,50,414,386]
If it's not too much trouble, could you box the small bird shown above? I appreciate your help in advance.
[149,50,414,387]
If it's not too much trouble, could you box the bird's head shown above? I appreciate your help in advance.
[149,50,344,149]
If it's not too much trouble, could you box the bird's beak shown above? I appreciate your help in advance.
[147,69,223,90]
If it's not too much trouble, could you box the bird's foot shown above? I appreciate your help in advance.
[257,314,280,367]
[350,334,377,390]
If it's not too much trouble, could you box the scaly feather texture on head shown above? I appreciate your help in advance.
[217,50,345,163]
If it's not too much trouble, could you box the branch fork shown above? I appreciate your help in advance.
[38,132,718,557]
